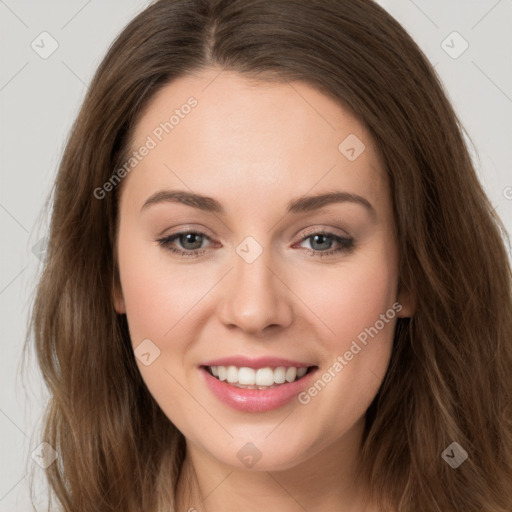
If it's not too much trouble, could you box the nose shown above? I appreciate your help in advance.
[217,245,294,336]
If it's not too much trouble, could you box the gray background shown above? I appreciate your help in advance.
[1,1,511,510]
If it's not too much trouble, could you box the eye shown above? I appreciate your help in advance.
[157,231,213,258]
[295,231,354,257]
[157,229,354,259]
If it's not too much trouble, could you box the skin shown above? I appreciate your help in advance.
[113,67,412,512]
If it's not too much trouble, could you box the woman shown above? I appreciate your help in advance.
[27,0,512,510]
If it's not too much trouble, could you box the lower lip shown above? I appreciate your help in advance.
[200,366,318,412]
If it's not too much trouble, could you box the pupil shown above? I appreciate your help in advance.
[181,233,203,249]
[311,234,331,250]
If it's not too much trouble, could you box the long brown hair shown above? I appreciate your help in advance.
[25,0,512,510]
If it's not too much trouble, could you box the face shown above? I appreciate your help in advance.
[113,68,411,472]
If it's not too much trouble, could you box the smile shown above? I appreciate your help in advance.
[205,365,313,388]
[200,358,319,412]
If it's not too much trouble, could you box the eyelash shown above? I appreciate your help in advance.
[156,229,354,259]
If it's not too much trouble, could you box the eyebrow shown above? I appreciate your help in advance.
[141,189,376,216]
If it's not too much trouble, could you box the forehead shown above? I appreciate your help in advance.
[123,68,388,216]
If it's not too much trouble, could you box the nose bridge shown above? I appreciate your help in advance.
[218,236,293,335]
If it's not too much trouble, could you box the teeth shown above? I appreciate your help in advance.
[226,366,238,383]
[274,367,286,384]
[255,367,274,386]
[285,367,297,382]
[239,367,256,385]
[208,365,310,386]
[297,367,307,378]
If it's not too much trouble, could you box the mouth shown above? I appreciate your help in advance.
[202,364,316,389]
[199,359,319,412]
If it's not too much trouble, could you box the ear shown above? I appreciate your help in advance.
[113,286,126,314]
[112,271,126,314]
[396,285,415,318]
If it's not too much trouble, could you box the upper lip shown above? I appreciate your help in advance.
[201,356,316,369]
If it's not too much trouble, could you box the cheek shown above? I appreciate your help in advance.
[116,234,204,419]
[116,229,198,347]
[292,241,399,410]
[295,245,399,347]
[290,243,399,434]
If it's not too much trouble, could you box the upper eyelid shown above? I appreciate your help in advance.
[160,223,351,239]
